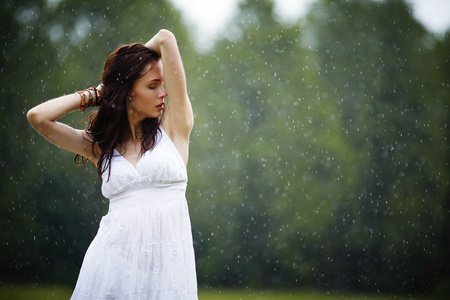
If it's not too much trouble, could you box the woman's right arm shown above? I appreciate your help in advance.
[27,90,97,163]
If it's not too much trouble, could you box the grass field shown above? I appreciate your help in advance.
[0,284,437,300]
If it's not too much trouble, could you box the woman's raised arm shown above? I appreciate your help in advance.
[145,30,193,164]
[27,89,98,163]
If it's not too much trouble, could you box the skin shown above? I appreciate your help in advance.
[146,30,193,166]
[27,29,193,169]
[119,60,168,167]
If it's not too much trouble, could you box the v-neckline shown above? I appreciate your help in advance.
[115,148,147,172]
[114,128,166,172]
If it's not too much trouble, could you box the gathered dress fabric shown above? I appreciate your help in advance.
[71,128,197,299]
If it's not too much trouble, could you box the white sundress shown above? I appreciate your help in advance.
[71,128,198,299]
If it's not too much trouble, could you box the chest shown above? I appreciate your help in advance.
[101,133,188,198]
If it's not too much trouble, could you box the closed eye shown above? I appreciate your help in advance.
[148,79,161,90]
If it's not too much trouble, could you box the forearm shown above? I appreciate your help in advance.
[27,88,95,128]
[144,29,174,55]
[28,93,79,123]
[145,30,187,96]
[26,89,99,161]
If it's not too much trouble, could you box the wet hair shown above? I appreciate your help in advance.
[75,43,161,179]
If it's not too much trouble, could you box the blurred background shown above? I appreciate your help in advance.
[1,0,449,298]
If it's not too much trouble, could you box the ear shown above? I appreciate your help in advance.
[126,90,134,101]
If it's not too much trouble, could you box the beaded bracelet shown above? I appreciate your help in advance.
[93,86,103,106]
[76,87,102,111]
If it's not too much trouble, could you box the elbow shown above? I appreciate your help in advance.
[158,29,176,43]
[27,107,43,129]
[27,108,36,124]
[158,29,174,37]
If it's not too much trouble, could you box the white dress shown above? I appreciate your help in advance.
[71,128,198,299]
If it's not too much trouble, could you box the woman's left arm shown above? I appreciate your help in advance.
[145,29,193,164]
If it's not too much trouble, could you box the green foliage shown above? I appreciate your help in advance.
[1,0,449,296]
[306,0,449,293]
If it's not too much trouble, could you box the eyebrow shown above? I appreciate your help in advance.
[147,79,161,83]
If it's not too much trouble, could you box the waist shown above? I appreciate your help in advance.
[108,184,186,212]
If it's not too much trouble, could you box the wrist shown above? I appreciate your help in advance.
[76,86,102,112]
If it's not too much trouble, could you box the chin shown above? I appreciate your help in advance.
[145,115,161,120]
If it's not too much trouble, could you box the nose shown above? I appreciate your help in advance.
[161,86,168,99]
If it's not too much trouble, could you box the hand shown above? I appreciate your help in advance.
[96,83,104,104]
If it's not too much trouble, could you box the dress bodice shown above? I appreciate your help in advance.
[101,128,188,201]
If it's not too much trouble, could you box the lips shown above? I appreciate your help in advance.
[156,102,165,110]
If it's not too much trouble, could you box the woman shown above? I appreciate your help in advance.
[27,29,197,299]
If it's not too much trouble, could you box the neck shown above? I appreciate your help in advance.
[126,109,143,141]
[127,124,143,142]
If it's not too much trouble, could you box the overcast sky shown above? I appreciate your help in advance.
[169,0,450,48]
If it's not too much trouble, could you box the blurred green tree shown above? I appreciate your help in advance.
[188,0,359,289]
[308,0,449,294]
[188,0,449,295]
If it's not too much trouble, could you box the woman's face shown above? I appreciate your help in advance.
[128,60,167,121]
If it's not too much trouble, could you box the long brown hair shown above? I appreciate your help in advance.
[75,43,161,179]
